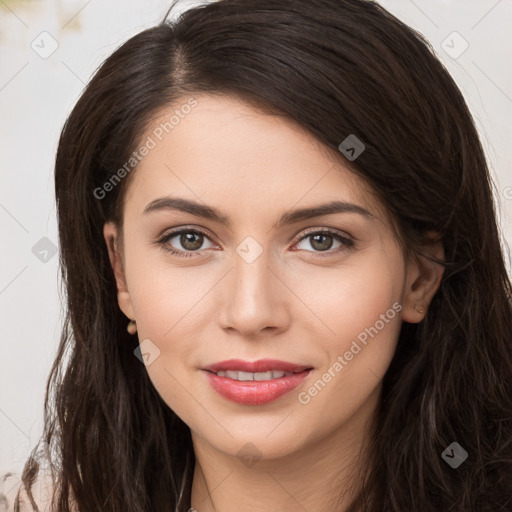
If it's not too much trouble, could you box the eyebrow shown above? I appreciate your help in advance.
[143,196,373,229]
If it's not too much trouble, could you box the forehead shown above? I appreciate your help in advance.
[123,93,385,223]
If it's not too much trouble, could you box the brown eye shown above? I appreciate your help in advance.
[295,229,355,255]
[157,228,214,257]
[309,233,335,251]
[178,232,204,251]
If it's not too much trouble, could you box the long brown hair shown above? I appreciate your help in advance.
[10,0,512,510]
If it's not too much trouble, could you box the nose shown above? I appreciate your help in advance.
[218,245,291,338]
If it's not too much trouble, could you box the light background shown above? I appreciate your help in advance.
[1,0,511,475]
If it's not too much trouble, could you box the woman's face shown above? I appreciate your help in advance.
[104,93,440,461]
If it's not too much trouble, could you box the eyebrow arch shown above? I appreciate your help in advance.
[143,196,373,229]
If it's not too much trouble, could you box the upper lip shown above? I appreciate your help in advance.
[202,359,313,374]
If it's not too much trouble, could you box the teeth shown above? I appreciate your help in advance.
[215,370,294,381]
[254,371,274,381]
[234,371,253,381]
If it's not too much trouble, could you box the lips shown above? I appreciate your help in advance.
[202,359,314,405]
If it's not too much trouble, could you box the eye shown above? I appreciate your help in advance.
[293,228,355,256]
[156,228,215,258]
[155,226,355,259]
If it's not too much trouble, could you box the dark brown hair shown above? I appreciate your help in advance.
[9,0,512,510]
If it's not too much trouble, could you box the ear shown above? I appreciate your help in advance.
[103,221,135,321]
[401,236,445,323]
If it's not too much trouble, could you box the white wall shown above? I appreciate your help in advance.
[1,0,511,477]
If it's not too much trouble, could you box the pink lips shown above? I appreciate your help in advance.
[202,358,313,405]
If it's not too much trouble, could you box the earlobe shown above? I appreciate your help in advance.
[401,239,445,323]
[103,222,136,321]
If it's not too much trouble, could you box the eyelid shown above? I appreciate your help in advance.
[292,226,355,243]
[291,227,356,257]
[158,225,214,242]
[155,226,217,252]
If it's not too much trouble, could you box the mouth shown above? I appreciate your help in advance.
[201,359,314,405]
[208,369,297,381]
[202,358,313,375]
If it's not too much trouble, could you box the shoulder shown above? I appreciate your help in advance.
[0,471,55,512]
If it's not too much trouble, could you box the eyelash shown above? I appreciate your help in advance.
[155,226,356,259]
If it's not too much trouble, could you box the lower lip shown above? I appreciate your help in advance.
[203,370,312,405]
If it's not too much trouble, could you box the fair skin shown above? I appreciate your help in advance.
[104,93,444,512]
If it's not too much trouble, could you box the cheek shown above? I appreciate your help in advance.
[123,250,219,414]
[298,274,403,423]
[289,250,403,341]
[290,251,404,395]
[125,243,217,340]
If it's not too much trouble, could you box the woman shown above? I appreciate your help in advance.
[3,0,511,510]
